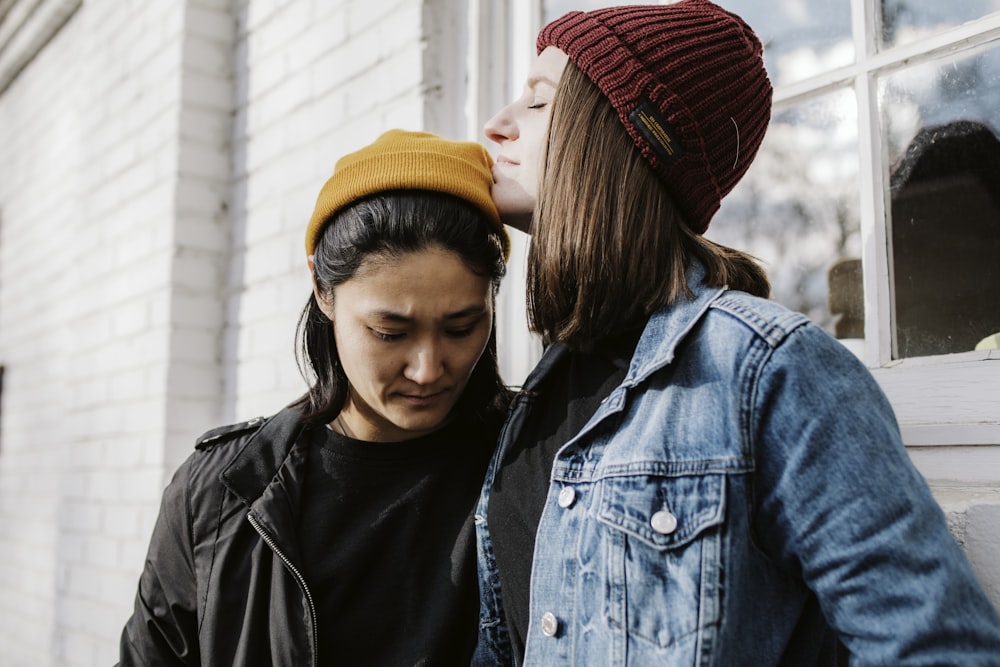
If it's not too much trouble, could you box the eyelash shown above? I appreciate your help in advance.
[369,327,476,342]
[527,102,547,110]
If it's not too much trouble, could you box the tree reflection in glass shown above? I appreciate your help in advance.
[881,0,1000,49]
[709,90,861,350]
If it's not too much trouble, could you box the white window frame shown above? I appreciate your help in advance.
[466,0,545,387]
[471,0,1000,466]
[846,0,1000,454]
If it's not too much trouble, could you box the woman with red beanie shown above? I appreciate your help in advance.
[474,2,1000,665]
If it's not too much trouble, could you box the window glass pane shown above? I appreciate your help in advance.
[707,90,863,355]
[543,1,853,87]
[881,0,1000,49]
[722,0,853,86]
[880,44,1000,358]
[543,0,632,22]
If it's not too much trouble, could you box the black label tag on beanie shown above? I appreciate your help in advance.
[628,100,683,165]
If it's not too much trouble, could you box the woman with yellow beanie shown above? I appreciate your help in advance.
[118,130,511,666]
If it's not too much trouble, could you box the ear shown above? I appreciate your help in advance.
[309,255,336,321]
[314,287,335,321]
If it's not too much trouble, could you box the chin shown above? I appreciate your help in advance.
[494,199,535,234]
[500,210,533,234]
[394,412,450,435]
[491,185,535,223]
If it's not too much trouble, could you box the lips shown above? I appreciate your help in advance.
[399,389,449,405]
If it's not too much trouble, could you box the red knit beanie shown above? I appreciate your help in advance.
[537,0,772,233]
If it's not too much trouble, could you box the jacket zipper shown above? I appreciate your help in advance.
[246,511,319,665]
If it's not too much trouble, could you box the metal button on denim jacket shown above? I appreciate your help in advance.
[473,262,1000,666]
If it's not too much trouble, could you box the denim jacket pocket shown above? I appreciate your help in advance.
[596,472,726,649]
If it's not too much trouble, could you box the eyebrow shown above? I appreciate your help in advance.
[369,305,488,323]
[527,75,559,89]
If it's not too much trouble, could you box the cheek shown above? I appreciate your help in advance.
[455,329,493,377]
[336,330,394,388]
[526,117,550,161]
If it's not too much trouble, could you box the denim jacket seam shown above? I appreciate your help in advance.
[710,292,810,348]
[736,327,788,571]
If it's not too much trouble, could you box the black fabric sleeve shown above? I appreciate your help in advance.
[117,458,200,666]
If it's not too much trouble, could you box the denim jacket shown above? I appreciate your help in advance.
[474,262,1000,666]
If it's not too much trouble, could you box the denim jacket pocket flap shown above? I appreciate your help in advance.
[596,473,725,549]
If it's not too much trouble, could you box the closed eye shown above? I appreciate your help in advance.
[370,328,404,342]
[446,326,476,339]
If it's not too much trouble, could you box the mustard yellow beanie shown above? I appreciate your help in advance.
[305,129,509,259]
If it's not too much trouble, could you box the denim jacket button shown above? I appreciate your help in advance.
[540,611,560,637]
[650,509,678,535]
[557,486,576,508]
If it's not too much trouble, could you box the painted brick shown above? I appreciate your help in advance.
[170,291,225,328]
[347,0,414,35]
[248,0,313,62]
[118,468,168,504]
[1,0,452,664]
[310,37,380,100]
[289,12,347,73]
[242,232,299,284]
[243,120,288,174]
[185,3,233,41]
[165,396,226,436]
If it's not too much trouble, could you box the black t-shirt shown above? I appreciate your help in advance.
[297,414,495,666]
[487,331,641,663]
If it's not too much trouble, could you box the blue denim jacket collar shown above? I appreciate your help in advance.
[531,260,725,454]
[521,259,722,394]
[625,260,724,387]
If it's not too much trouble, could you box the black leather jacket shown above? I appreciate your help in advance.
[118,407,320,666]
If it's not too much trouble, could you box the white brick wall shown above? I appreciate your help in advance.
[0,0,237,662]
[0,0,459,663]
[0,0,184,661]
[166,0,235,475]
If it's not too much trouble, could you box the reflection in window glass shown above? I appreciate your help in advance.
[722,0,852,86]
[880,45,1000,358]
[707,91,862,350]
[544,0,632,22]
[881,0,1000,49]
[544,1,852,87]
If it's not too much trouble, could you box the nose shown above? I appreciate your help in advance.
[484,102,518,145]
[404,343,445,386]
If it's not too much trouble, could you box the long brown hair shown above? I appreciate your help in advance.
[527,61,769,351]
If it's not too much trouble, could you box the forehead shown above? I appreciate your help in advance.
[529,47,569,87]
[337,246,491,317]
